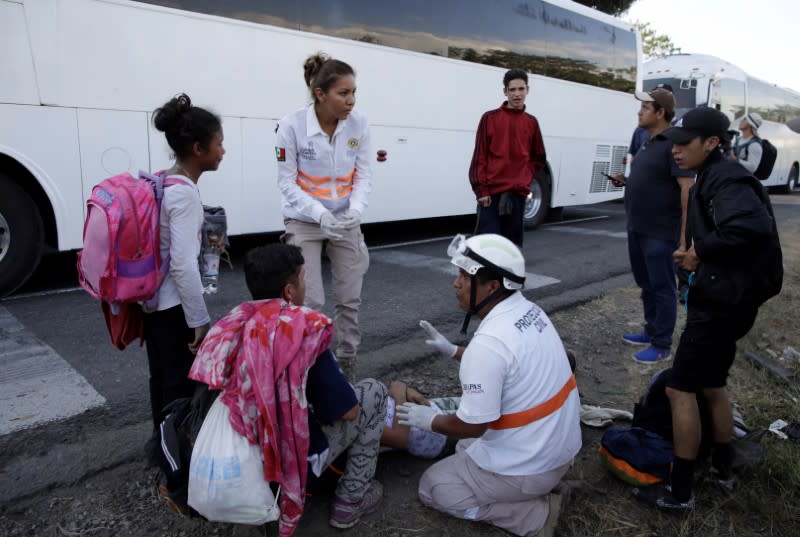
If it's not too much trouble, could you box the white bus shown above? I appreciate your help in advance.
[643,53,800,193]
[0,0,641,295]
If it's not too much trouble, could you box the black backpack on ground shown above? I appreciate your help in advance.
[157,384,345,514]
[158,384,220,514]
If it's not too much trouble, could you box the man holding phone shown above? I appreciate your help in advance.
[611,88,695,364]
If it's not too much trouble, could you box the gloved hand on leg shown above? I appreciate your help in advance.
[397,402,437,432]
[319,211,345,240]
[338,209,361,229]
[419,320,457,358]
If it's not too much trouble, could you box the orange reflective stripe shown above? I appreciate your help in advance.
[597,445,662,485]
[298,170,328,184]
[335,169,355,183]
[296,169,354,199]
[488,375,577,430]
[296,178,333,198]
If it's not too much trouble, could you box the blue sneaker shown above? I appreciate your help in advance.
[622,332,650,346]
[633,345,672,364]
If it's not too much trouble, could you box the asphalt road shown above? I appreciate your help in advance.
[1,197,798,506]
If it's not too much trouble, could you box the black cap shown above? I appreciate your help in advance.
[659,107,732,145]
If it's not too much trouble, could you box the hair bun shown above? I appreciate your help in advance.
[153,93,193,133]
[303,52,330,88]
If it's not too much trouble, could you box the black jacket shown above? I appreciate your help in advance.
[687,151,783,308]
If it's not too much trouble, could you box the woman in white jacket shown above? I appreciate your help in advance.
[275,53,372,379]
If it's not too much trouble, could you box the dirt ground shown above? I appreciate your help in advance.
[2,259,799,537]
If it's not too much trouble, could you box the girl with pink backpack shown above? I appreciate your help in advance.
[144,94,224,462]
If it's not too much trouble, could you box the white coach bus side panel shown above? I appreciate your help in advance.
[37,0,636,137]
[365,126,475,223]
[0,1,39,105]
[76,109,150,203]
[241,119,283,235]
[0,105,83,250]
[758,122,800,187]
[148,116,245,234]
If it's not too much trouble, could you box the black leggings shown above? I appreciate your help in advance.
[143,305,197,429]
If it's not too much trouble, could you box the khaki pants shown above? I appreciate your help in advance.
[283,219,369,375]
[419,439,570,537]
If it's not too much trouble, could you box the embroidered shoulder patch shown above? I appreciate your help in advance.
[275,147,286,162]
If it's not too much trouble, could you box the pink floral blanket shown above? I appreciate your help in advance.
[189,299,333,537]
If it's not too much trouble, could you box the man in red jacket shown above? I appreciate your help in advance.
[468,69,547,246]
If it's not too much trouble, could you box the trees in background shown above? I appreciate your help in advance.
[633,21,683,58]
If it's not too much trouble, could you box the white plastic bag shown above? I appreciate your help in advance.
[188,397,280,524]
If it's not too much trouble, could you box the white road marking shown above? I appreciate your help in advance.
[369,250,560,290]
[2,286,83,301]
[368,236,452,251]
[0,306,105,435]
[542,225,628,239]
[544,215,609,225]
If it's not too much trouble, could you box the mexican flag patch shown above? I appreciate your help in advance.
[275,147,286,162]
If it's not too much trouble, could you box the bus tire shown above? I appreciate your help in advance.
[0,174,45,297]
[523,173,551,230]
[783,165,798,194]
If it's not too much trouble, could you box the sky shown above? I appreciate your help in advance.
[624,0,800,92]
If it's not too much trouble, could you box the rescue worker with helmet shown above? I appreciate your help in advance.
[397,234,581,537]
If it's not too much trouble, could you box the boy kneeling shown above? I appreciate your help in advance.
[190,244,386,535]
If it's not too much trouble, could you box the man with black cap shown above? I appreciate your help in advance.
[611,88,695,364]
[632,107,782,510]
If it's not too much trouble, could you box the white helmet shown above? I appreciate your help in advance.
[448,234,525,290]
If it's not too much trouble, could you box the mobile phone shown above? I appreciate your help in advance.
[603,173,615,180]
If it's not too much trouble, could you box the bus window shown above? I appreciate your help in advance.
[710,78,745,122]
[141,0,636,93]
[643,77,697,119]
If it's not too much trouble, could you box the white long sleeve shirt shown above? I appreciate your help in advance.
[734,136,763,174]
[145,175,209,328]
[275,105,372,223]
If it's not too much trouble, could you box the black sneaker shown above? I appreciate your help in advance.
[632,484,695,512]
[709,466,737,492]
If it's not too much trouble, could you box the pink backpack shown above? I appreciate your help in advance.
[77,171,180,305]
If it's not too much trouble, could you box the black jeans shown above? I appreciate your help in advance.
[474,191,525,246]
[143,305,197,429]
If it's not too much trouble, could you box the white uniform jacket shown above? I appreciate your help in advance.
[456,292,581,476]
[275,105,372,224]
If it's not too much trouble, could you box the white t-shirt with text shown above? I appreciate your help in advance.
[457,292,581,476]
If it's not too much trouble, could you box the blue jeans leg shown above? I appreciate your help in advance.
[628,231,678,349]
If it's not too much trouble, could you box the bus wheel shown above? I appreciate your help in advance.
[0,174,45,297]
[784,165,798,194]
[523,173,551,230]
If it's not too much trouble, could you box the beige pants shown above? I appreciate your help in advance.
[419,438,570,537]
[283,218,369,369]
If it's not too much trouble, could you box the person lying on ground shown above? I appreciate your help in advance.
[380,381,458,459]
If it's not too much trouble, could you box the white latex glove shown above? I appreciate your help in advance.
[397,402,437,432]
[319,211,344,240]
[338,209,361,229]
[419,320,457,358]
